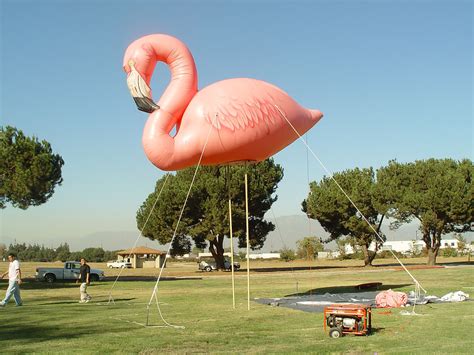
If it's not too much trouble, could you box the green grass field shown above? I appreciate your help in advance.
[0,260,473,353]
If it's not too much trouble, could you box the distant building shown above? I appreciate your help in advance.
[317,251,339,259]
[116,246,166,268]
[343,243,377,255]
[197,252,281,259]
[380,240,425,254]
[440,239,459,249]
[382,239,459,254]
[248,253,280,260]
[198,252,233,259]
[340,239,461,256]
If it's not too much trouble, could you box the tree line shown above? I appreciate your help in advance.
[0,243,117,263]
[138,158,472,267]
[303,158,473,265]
[279,234,472,262]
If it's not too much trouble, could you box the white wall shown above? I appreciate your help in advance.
[248,253,280,259]
[342,239,460,255]
[198,252,280,259]
[381,241,424,253]
[198,252,233,258]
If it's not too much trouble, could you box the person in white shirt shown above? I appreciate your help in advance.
[0,252,23,307]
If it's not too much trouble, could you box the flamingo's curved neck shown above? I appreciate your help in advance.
[127,34,198,133]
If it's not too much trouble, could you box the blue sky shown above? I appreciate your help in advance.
[1,0,472,250]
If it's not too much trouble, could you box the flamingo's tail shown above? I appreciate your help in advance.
[309,109,324,123]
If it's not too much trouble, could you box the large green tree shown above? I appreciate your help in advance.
[0,126,64,209]
[377,158,473,265]
[303,167,387,266]
[136,159,284,268]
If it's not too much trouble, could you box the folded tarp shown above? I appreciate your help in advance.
[440,291,469,302]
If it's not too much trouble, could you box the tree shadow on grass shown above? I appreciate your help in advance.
[2,276,202,291]
[0,322,91,344]
[374,262,445,269]
[35,297,136,306]
[102,276,202,282]
[370,327,385,334]
[375,260,473,268]
[4,280,79,290]
[438,260,474,267]
[286,283,412,297]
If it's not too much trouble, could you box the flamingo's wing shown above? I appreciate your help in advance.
[204,93,282,132]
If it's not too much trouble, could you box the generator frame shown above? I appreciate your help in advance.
[324,304,372,338]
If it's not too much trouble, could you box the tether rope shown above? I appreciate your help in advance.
[269,206,300,294]
[305,134,312,237]
[107,173,170,304]
[305,133,315,295]
[146,123,214,328]
[275,105,426,296]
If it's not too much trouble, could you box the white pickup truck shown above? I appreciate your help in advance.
[35,261,105,283]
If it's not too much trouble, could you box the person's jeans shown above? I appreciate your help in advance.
[80,283,91,301]
[1,280,22,306]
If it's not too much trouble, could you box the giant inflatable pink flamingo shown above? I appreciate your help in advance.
[124,34,323,171]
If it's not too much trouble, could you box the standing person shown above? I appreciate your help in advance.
[77,257,92,303]
[0,252,23,307]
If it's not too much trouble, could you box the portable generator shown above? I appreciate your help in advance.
[324,304,372,338]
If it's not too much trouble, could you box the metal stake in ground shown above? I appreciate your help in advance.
[229,198,236,309]
[245,173,250,311]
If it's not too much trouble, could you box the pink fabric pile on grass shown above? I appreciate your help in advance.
[375,289,408,308]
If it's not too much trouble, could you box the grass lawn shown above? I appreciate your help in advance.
[0,259,473,353]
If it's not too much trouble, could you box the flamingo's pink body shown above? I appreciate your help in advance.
[124,34,323,171]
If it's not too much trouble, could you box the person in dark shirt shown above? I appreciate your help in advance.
[77,258,91,303]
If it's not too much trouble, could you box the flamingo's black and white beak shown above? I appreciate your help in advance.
[126,61,160,113]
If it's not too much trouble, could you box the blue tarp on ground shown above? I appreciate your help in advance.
[254,290,466,313]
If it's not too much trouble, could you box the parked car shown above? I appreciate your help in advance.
[35,261,105,283]
[198,259,240,272]
[106,260,132,268]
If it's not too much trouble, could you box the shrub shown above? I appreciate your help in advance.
[377,250,405,259]
[280,248,296,262]
[339,250,365,260]
[440,247,458,257]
